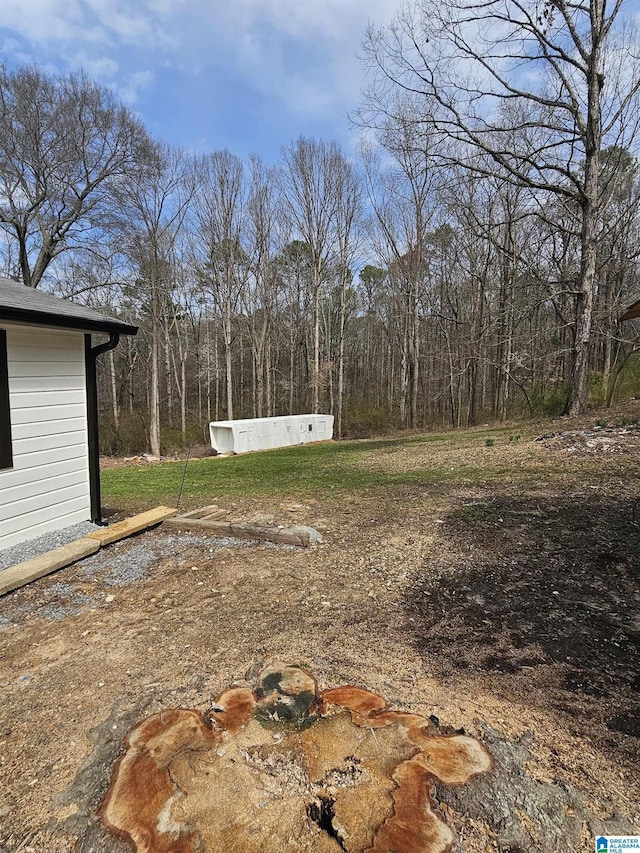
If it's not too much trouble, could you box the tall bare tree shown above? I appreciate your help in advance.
[361,116,438,427]
[116,143,192,456]
[0,64,148,288]
[332,156,362,437]
[244,155,284,418]
[280,138,345,413]
[361,0,640,414]
[191,151,247,421]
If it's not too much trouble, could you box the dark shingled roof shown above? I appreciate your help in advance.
[620,297,640,322]
[0,278,137,335]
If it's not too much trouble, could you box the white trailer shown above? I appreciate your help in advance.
[209,414,334,455]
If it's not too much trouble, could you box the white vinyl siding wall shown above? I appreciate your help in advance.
[0,325,90,550]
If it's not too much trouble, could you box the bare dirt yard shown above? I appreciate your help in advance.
[0,407,639,852]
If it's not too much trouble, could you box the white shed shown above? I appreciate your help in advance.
[209,414,334,455]
[0,279,137,550]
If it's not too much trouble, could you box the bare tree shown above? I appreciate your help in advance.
[244,156,284,418]
[279,138,345,413]
[191,151,248,421]
[361,0,640,413]
[276,239,314,413]
[115,143,192,457]
[0,64,148,288]
[361,116,438,427]
[332,156,362,437]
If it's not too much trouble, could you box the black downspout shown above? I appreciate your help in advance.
[85,332,120,524]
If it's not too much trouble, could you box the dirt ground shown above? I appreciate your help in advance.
[0,408,638,852]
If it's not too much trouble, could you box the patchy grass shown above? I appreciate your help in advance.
[101,441,447,507]
[100,427,535,509]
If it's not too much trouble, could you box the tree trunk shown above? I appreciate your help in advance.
[109,349,120,429]
[181,356,187,441]
[312,269,321,413]
[225,292,234,420]
[336,274,347,438]
[149,271,161,457]
[567,12,604,416]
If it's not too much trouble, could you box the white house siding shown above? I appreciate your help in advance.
[0,325,91,550]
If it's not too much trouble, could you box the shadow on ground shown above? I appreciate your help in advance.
[405,494,640,739]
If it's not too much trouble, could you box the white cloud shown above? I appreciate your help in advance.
[71,52,119,81]
[0,0,85,43]
[0,36,34,65]
[118,69,155,104]
[0,0,402,134]
[177,0,401,118]
[0,0,178,48]
[209,0,398,42]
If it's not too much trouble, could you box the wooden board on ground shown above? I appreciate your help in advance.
[0,537,100,597]
[86,506,178,546]
[175,505,227,522]
[164,511,318,547]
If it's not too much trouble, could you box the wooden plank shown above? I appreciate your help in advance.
[178,505,221,520]
[86,506,178,546]
[0,537,100,597]
[163,517,227,534]
[228,523,307,546]
[164,516,308,547]
[202,509,226,520]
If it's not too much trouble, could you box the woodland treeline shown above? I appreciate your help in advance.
[1,0,640,454]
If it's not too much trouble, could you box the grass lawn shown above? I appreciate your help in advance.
[100,425,535,509]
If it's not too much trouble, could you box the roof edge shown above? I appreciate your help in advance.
[0,305,138,336]
[620,299,640,322]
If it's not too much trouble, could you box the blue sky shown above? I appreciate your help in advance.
[0,0,400,163]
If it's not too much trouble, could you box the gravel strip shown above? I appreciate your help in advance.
[78,532,275,587]
[0,521,101,571]
[0,529,297,627]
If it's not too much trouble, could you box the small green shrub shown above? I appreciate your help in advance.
[609,354,640,403]
[99,415,147,456]
[530,382,568,416]
[588,370,606,407]
[485,438,495,447]
[343,401,401,439]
